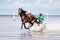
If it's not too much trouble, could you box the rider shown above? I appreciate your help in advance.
[37,13,44,24]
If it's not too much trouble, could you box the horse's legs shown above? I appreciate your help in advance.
[34,19,38,23]
[21,23,23,30]
[34,19,40,25]
[32,16,38,24]
[23,23,29,29]
[29,21,33,28]
[37,20,42,25]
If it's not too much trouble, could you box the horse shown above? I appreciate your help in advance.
[18,8,39,29]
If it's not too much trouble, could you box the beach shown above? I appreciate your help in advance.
[0,15,60,40]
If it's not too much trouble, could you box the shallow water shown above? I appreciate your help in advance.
[0,32,60,40]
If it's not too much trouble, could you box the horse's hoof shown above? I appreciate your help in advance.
[21,29,22,30]
[21,27,23,30]
[38,24,40,26]
[26,28,30,29]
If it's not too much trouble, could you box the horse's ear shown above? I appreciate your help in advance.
[18,8,21,10]
[20,8,22,10]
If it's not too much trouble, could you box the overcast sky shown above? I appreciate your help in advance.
[0,0,60,15]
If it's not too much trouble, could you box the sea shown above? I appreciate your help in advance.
[0,15,60,40]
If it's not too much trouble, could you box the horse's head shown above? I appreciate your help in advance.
[18,8,23,15]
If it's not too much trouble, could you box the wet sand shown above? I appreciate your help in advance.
[0,32,60,40]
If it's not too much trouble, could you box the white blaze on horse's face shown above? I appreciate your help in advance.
[18,10,22,15]
[19,10,21,13]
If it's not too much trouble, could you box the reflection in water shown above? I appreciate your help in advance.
[19,33,33,40]
[18,32,60,40]
[19,32,47,40]
[20,33,32,37]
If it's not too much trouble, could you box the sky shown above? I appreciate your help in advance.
[0,0,60,15]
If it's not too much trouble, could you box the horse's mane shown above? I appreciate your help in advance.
[22,9,26,14]
[19,9,27,18]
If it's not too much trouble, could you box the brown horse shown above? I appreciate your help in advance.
[18,8,39,29]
